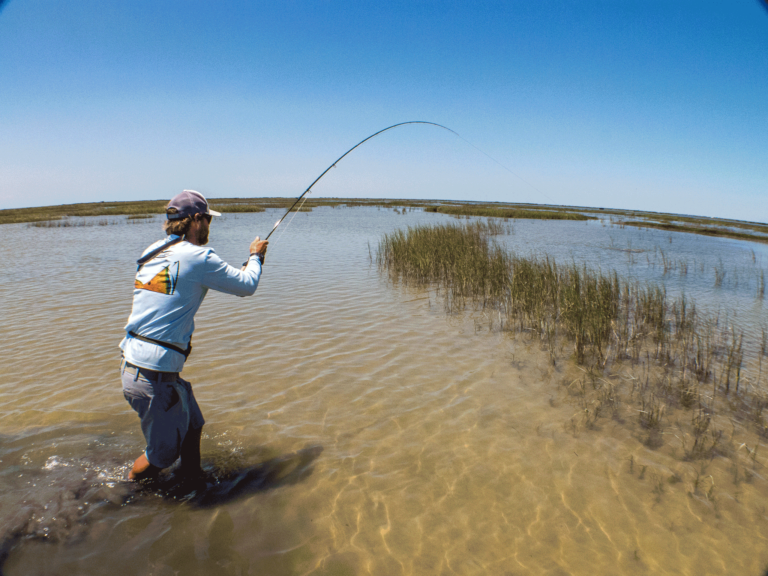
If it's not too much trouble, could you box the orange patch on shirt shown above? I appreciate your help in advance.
[135,263,178,295]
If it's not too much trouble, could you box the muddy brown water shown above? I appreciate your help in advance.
[1,208,767,575]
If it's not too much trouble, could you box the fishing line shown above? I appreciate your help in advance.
[264,120,555,242]
[272,186,312,246]
[448,132,556,205]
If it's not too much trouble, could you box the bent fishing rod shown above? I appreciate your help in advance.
[263,121,458,241]
[263,120,554,242]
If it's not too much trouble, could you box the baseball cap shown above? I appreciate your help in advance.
[166,190,222,220]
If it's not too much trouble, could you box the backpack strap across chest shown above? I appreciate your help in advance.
[136,236,183,272]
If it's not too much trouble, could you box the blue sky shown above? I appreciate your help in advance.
[1,1,766,222]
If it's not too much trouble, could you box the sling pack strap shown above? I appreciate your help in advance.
[131,236,191,358]
[128,330,192,359]
[136,236,183,271]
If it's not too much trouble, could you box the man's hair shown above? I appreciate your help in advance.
[163,206,193,236]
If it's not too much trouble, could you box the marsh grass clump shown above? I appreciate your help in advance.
[379,221,658,367]
[377,221,511,312]
[379,220,768,464]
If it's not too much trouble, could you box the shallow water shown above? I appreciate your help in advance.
[1,208,767,575]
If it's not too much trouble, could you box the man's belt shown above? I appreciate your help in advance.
[128,331,192,359]
[123,361,178,382]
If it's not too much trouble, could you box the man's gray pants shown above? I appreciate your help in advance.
[121,361,205,469]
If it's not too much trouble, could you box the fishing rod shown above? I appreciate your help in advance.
[264,121,458,241]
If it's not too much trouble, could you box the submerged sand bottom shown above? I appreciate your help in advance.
[3,304,768,575]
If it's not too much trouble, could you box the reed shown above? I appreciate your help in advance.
[660,249,673,274]
[714,261,727,287]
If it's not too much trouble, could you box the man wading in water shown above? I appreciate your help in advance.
[120,190,268,480]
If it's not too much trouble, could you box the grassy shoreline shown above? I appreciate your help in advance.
[423,204,592,220]
[619,220,768,244]
[2,197,767,245]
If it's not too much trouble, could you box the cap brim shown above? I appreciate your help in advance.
[208,209,222,217]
